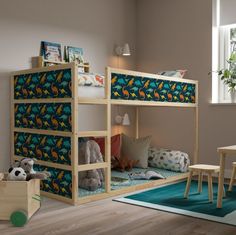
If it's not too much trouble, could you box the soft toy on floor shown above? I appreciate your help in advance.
[79,140,104,191]
[7,167,27,181]
[112,155,139,172]
[15,158,50,181]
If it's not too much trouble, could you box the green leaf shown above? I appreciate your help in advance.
[223,69,230,78]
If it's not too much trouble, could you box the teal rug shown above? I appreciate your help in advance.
[114,181,236,226]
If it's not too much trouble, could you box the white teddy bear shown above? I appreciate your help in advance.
[7,167,27,181]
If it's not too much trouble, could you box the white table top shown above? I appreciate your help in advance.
[217,145,236,153]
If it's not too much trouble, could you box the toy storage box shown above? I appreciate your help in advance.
[0,179,40,220]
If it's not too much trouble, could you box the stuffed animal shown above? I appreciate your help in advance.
[7,167,27,181]
[0,172,4,181]
[79,140,105,191]
[15,158,50,180]
[112,155,139,172]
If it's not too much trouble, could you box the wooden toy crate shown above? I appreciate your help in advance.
[0,178,40,221]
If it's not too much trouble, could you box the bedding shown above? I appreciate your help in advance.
[77,86,105,98]
[78,72,104,87]
[148,147,190,172]
[157,70,187,78]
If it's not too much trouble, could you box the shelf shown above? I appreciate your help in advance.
[111,99,197,108]
[36,56,90,68]
[78,98,108,105]
[78,162,108,172]
[43,59,66,64]
[78,130,108,137]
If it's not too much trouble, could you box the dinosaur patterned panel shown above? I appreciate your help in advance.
[15,103,72,132]
[14,69,72,99]
[14,132,71,165]
[34,164,72,199]
[111,73,196,103]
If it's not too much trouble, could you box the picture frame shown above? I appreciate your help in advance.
[41,41,62,62]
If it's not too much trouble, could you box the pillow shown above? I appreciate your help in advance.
[148,147,190,172]
[121,134,151,169]
[78,72,104,87]
[158,70,187,78]
[91,134,121,158]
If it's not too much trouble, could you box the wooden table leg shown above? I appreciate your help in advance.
[217,153,226,208]
[198,171,203,193]
[208,173,213,202]
[229,166,236,191]
[184,171,193,199]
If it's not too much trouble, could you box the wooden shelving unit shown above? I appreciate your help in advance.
[34,56,90,72]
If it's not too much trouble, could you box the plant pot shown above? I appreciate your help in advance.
[230,90,236,103]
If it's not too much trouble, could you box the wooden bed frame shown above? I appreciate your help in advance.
[11,63,198,205]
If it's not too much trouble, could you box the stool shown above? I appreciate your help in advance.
[184,164,224,202]
[228,162,236,191]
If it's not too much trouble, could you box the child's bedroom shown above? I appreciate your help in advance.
[1,0,236,234]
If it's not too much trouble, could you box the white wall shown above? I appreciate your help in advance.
[0,0,137,171]
[136,0,236,174]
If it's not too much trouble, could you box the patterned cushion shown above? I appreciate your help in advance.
[148,147,190,172]
[78,72,104,87]
[158,70,187,78]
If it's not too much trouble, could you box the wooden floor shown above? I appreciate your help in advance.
[0,196,236,235]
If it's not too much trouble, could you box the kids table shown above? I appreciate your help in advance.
[217,145,236,208]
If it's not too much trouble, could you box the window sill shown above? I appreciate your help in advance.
[210,102,236,106]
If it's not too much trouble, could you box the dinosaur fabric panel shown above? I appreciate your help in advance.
[15,103,72,132]
[34,164,72,199]
[14,69,72,99]
[14,132,71,165]
[111,73,196,104]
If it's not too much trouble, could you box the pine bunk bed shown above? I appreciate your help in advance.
[11,63,198,205]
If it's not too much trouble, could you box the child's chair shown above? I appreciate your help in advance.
[228,162,236,191]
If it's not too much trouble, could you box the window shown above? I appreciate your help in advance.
[212,0,236,103]
[217,25,236,102]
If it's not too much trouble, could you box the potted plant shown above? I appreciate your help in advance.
[217,52,236,102]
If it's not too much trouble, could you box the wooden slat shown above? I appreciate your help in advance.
[14,98,72,104]
[78,131,107,137]
[135,107,139,139]
[40,191,73,205]
[13,156,72,171]
[12,63,75,76]
[105,67,111,193]
[10,75,15,165]
[71,63,79,205]
[13,128,72,137]
[78,98,108,105]
[193,81,199,164]
[111,100,197,108]
[78,162,108,172]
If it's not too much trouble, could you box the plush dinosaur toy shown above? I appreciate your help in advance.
[112,155,139,172]
[15,158,50,181]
